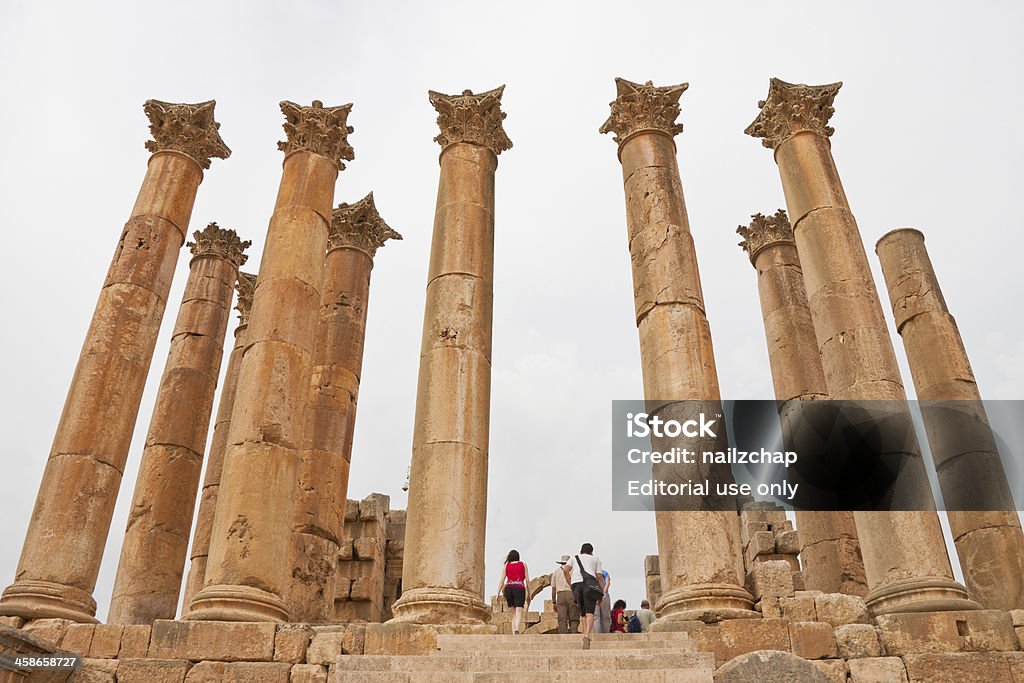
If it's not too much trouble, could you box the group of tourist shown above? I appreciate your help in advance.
[497,543,657,648]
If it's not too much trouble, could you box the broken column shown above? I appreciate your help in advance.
[876,228,1024,610]
[188,100,353,622]
[287,194,401,623]
[745,78,977,615]
[108,223,249,625]
[181,271,256,611]
[601,78,755,622]
[738,209,867,597]
[0,100,229,623]
[391,87,511,624]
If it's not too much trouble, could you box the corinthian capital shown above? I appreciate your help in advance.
[235,271,257,326]
[737,209,794,264]
[745,78,842,150]
[600,78,687,146]
[144,100,231,169]
[278,100,355,170]
[329,193,402,258]
[187,222,251,268]
[428,86,512,156]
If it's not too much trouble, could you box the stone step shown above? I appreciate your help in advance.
[334,651,713,673]
[331,668,713,683]
[436,633,692,652]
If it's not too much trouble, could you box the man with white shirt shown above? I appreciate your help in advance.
[562,542,605,648]
[550,555,579,634]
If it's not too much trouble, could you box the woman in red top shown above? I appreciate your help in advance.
[611,599,627,633]
[496,549,530,634]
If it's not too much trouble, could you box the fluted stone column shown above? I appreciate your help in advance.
[182,271,256,611]
[0,101,229,623]
[108,224,249,624]
[189,100,353,622]
[746,79,977,615]
[601,78,755,622]
[738,210,867,597]
[391,87,511,625]
[877,228,1024,610]
[287,193,401,622]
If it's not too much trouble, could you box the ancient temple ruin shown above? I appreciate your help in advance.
[0,79,1022,682]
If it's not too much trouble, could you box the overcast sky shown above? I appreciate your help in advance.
[1,1,1022,622]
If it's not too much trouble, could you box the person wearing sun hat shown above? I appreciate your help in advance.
[550,554,579,634]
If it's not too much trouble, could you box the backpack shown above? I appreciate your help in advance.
[627,613,642,633]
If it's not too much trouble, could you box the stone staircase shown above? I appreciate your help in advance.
[332,632,715,682]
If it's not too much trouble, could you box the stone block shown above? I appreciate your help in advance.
[353,537,383,563]
[149,619,276,661]
[750,560,795,599]
[644,555,660,576]
[813,593,871,626]
[337,539,354,562]
[88,624,123,658]
[185,661,292,682]
[274,624,312,663]
[779,594,817,622]
[1010,609,1024,627]
[776,519,795,533]
[792,571,805,592]
[61,624,95,655]
[342,624,366,655]
[745,530,775,565]
[116,658,190,683]
[69,658,118,682]
[344,499,359,522]
[848,656,908,683]
[363,623,439,655]
[119,625,151,658]
[335,577,352,601]
[22,617,73,647]
[307,627,346,665]
[790,621,838,659]
[0,616,25,629]
[835,623,882,658]
[758,597,782,618]
[753,553,801,572]
[902,652,1014,682]
[812,659,848,683]
[876,609,1018,656]
[691,618,790,665]
[1017,626,1024,650]
[741,521,769,549]
[350,574,384,602]
[775,529,801,555]
[715,649,832,682]
[358,493,390,523]
[1006,652,1024,681]
[289,663,328,683]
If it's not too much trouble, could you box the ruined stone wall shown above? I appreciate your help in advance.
[333,493,405,624]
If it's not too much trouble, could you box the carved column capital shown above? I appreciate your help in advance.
[144,100,231,169]
[277,100,355,170]
[737,209,794,264]
[329,192,402,258]
[234,271,257,326]
[600,78,688,146]
[745,78,842,150]
[428,86,512,156]
[187,223,251,268]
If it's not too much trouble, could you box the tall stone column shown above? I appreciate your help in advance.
[108,224,250,624]
[601,78,755,622]
[876,228,1024,610]
[391,87,511,625]
[188,100,354,622]
[746,79,978,614]
[0,101,229,623]
[287,193,401,622]
[182,271,256,611]
[738,209,867,596]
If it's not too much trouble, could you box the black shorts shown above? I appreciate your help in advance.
[572,582,600,615]
[504,585,526,608]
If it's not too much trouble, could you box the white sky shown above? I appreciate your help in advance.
[1,1,1022,621]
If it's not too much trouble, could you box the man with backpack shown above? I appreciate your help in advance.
[562,542,605,649]
[633,599,657,632]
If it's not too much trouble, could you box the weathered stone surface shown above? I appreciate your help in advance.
[0,616,24,629]
[274,624,312,663]
[149,620,276,661]
[363,623,440,655]
[902,652,1015,682]
[22,618,73,647]
[750,560,794,600]
[68,658,118,682]
[789,621,838,660]
[876,609,1017,656]
[848,656,908,683]
[116,658,191,683]
[835,623,882,658]
[61,623,95,654]
[774,530,800,555]
[812,593,871,626]
[714,650,831,682]
[812,659,848,683]
[1010,610,1024,627]
[306,626,346,665]
[779,595,816,622]
[289,663,328,683]
[119,624,151,658]
[692,619,790,665]
[342,624,366,655]
[87,624,123,658]
[185,660,291,682]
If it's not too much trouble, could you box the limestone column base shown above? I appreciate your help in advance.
[654,583,758,623]
[389,587,491,625]
[187,584,289,623]
[865,576,981,615]
[0,580,98,623]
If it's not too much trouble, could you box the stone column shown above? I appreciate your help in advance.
[287,193,401,622]
[108,223,250,624]
[601,78,756,622]
[182,271,256,611]
[876,228,1024,610]
[391,87,511,625]
[0,101,229,623]
[188,100,353,622]
[738,209,867,597]
[746,79,977,614]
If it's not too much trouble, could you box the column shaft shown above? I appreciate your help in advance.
[108,225,248,624]
[877,228,1024,610]
[0,99,228,622]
